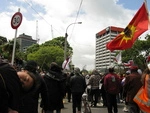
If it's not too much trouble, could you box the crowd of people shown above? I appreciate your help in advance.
[0,55,150,113]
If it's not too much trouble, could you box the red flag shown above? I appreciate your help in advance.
[106,3,149,51]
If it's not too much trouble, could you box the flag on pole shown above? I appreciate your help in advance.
[114,52,122,64]
[62,57,71,70]
[106,2,149,51]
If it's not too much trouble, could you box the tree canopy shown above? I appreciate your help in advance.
[25,36,72,70]
[122,34,150,71]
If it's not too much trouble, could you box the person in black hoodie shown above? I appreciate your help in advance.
[43,62,66,113]
[19,60,49,113]
[0,61,22,113]
[0,59,36,113]
[70,67,86,113]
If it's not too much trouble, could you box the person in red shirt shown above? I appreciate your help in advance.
[104,64,121,113]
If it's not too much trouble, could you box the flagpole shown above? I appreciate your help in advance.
[118,51,121,73]
[144,0,150,29]
[144,0,148,10]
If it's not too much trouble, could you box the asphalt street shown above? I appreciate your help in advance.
[61,100,125,113]
[38,99,127,113]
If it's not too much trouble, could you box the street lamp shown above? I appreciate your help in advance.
[64,22,82,60]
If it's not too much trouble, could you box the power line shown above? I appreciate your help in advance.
[23,0,63,36]
[23,0,91,48]
[68,0,92,47]
[74,0,84,25]
[68,0,84,41]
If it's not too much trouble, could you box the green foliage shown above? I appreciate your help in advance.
[1,36,73,71]
[27,46,64,70]
[16,51,27,61]
[26,44,40,54]
[42,37,73,56]
[122,34,150,71]
[1,40,20,60]
[0,36,7,45]
[42,37,64,48]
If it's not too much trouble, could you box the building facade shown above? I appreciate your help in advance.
[17,33,37,52]
[95,26,124,71]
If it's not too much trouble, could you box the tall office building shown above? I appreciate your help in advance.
[95,26,124,71]
[17,33,37,52]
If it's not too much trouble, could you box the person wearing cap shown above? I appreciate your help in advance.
[70,67,86,113]
[124,65,142,113]
[0,60,36,113]
[18,60,49,113]
[104,64,121,113]
[133,55,150,113]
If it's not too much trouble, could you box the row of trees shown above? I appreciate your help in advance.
[0,36,72,71]
[0,34,150,71]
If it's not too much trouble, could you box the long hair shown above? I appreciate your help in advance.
[141,68,150,86]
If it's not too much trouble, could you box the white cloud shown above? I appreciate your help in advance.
[0,0,149,70]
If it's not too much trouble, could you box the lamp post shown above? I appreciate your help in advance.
[64,22,82,60]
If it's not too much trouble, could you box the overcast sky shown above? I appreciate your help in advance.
[0,0,150,70]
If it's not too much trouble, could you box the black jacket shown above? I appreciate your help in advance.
[43,70,66,111]
[70,74,86,93]
[0,62,22,113]
[19,72,49,113]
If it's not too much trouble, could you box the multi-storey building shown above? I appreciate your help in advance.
[95,26,124,71]
[17,33,37,52]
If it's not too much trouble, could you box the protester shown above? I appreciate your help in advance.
[66,72,73,102]
[84,73,91,102]
[43,62,66,113]
[133,55,150,113]
[19,60,49,113]
[124,65,142,113]
[122,71,130,112]
[17,71,36,92]
[0,60,36,113]
[87,69,101,107]
[100,72,108,107]
[104,64,121,113]
[118,73,124,103]
[70,67,86,113]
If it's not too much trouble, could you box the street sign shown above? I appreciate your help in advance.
[11,12,22,29]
